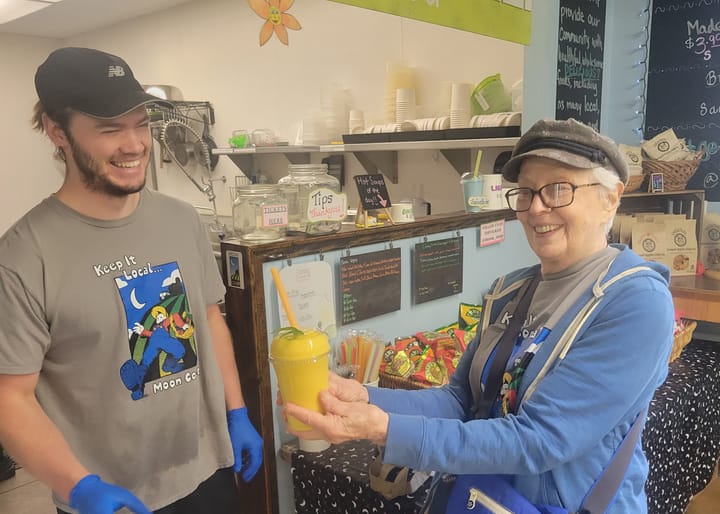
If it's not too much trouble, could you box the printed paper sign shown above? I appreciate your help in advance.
[480,219,505,247]
[277,261,337,336]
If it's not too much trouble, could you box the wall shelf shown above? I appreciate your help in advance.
[213,137,519,183]
[212,145,343,173]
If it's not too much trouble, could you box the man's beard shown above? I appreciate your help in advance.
[67,135,147,197]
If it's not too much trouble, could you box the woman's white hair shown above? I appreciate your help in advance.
[590,166,623,236]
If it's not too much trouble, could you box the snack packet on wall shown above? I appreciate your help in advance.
[415,330,454,351]
[379,344,396,374]
[387,350,413,378]
[459,303,482,329]
[411,346,445,386]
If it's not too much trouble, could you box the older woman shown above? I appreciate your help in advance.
[284,119,674,513]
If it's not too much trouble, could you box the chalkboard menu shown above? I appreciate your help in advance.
[412,237,463,305]
[353,174,392,211]
[645,0,720,201]
[340,248,401,324]
[555,0,606,131]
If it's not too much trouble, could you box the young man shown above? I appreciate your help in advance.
[0,47,263,514]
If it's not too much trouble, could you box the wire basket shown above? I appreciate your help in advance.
[641,153,703,191]
[378,372,430,390]
[669,320,696,363]
[625,174,645,193]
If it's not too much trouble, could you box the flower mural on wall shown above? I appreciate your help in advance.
[249,0,302,46]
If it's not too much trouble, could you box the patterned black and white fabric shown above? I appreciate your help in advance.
[291,339,720,514]
[291,440,428,513]
[644,339,720,514]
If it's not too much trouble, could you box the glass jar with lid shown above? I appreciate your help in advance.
[232,184,288,241]
[277,164,346,235]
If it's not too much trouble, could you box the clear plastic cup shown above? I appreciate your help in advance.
[270,328,330,432]
[460,173,487,212]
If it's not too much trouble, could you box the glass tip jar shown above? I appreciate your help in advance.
[232,184,288,241]
[277,163,347,235]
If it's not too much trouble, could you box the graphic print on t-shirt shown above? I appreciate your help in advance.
[114,261,197,400]
[498,326,550,417]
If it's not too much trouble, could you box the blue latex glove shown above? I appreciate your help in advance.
[69,474,151,514]
[227,407,263,482]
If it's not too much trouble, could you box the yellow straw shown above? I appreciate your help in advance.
[473,149,483,178]
[271,267,298,328]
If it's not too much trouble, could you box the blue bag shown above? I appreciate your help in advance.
[418,272,647,514]
[445,474,568,514]
[422,410,645,514]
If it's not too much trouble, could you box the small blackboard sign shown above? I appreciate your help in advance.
[412,237,463,305]
[339,247,401,324]
[645,0,719,200]
[353,174,392,211]
[555,0,606,131]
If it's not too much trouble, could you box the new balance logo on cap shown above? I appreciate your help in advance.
[108,65,125,78]
[36,47,169,118]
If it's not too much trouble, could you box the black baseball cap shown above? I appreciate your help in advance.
[35,47,170,119]
[501,118,629,185]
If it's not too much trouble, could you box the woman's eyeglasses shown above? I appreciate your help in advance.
[505,182,601,212]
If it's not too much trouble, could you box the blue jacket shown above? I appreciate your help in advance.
[369,245,674,513]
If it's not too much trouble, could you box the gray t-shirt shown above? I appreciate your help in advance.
[0,189,232,511]
[525,245,621,337]
[469,246,620,414]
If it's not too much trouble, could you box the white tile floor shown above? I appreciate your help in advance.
[0,466,56,514]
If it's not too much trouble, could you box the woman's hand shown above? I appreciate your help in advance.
[284,389,388,445]
[327,372,370,403]
[275,372,369,406]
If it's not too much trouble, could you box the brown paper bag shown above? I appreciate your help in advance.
[699,213,720,272]
[664,218,697,276]
[632,221,668,267]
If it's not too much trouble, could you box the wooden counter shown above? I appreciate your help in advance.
[670,274,720,323]
[221,209,517,514]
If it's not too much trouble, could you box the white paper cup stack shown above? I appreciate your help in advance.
[302,113,326,145]
[395,88,416,123]
[385,62,414,123]
[349,110,365,134]
[482,174,504,210]
[410,117,450,131]
[438,80,454,117]
[321,86,349,143]
[450,82,472,129]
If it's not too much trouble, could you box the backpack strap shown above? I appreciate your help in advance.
[515,263,653,514]
[578,409,647,514]
[521,265,652,405]
[474,272,541,419]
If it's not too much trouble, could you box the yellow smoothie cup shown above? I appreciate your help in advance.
[270,327,330,431]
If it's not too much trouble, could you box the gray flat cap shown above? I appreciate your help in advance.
[501,118,629,184]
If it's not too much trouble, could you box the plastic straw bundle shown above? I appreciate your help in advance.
[337,330,386,384]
